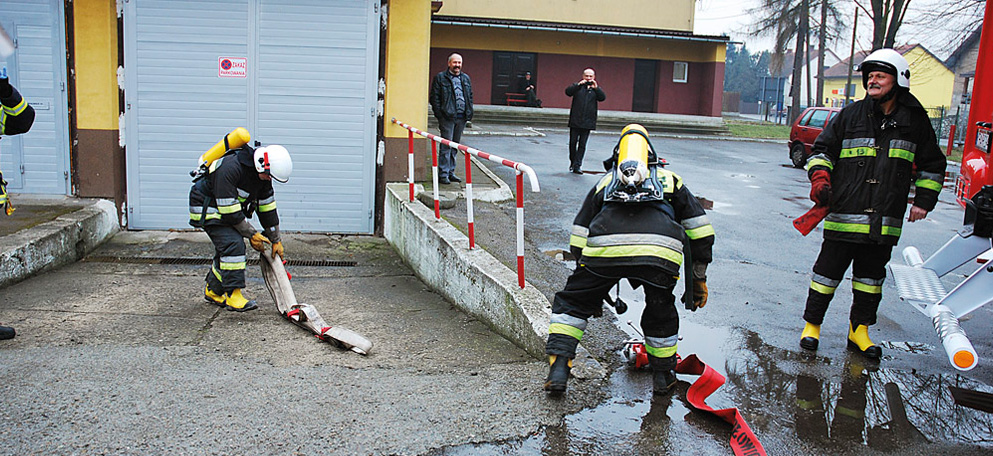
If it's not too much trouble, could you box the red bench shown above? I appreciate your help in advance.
[505,92,528,106]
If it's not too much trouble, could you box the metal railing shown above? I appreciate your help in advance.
[392,118,540,288]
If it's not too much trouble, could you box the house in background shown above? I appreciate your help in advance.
[945,26,982,118]
[774,48,843,109]
[822,44,954,110]
[429,0,728,117]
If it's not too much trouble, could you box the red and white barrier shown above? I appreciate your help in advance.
[392,118,540,288]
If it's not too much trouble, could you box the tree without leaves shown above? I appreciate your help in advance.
[853,0,911,49]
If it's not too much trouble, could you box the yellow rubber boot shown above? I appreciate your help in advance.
[224,289,259,312]
[544,355,573,395]
[800,322,820,351]
[847,322,881,359]
[204,285,225,305]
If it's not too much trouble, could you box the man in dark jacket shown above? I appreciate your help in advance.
[565,68,606,174]
[189,144,292,312]
[430,53,473,185]
[0,74,36,341]
[545,124,714,396]
[798,49,946,359]
[518,72,540,108]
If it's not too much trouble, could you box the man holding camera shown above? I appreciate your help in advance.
[565,68,606,174]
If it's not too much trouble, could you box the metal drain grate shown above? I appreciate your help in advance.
[83,255,356,267]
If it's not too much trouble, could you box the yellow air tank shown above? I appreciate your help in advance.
[617,124,650,186]
[199,127,251,168]
[191,127,251,180]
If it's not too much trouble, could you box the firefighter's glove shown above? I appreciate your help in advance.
[690,279,708,311]
[271,241,284,260]
[0,78,10,98]
[809,170,832,205]
[249,232,271,252]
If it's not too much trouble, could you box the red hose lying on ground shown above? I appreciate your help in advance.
[676,354,767,456]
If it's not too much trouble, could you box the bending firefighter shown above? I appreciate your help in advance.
[0,73,36,341]
[189,134,292,312]
[0,74,34,218]
[799,49,946,359]
[545,124,715,395]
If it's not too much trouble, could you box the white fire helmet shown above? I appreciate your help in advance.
[616,124,650,186]
[255,145,293,183]
[858,48,910,89]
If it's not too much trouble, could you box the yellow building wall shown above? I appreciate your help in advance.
[436,0,695,33]
[74,0,118,131]
[431,24,725,63]
[385,0,432,139]
[823,46,954,109]
[73,0,123,202]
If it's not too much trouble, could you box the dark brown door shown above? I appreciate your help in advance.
[632,59,658,113]
[492,52,536,105]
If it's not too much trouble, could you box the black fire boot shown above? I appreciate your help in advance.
[649,355,678,395]
[0,325,15,340]
[544,355,572,395]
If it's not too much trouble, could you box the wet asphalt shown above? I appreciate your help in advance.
[0,126,991,455]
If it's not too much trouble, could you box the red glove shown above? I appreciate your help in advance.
[809,170,832,205]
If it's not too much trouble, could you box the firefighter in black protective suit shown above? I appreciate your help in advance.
[545,124,715,396]
[0,74,36,341]
[189,143,292,312]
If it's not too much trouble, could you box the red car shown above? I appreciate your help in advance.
[788,106,841,168]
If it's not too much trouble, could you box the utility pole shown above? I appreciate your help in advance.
[845,7,858,105]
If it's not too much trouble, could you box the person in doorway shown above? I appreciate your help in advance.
[518,71,541,108]
[798,48,946,359]
[430,53,474,185]
[565,68,605,174]
[544,124,714,396]
[0,74,36,341]
[189,143,292,312]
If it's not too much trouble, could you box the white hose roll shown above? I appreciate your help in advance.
[929,304,978,371]
[903,246,925,267]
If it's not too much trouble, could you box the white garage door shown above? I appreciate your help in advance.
[0,0,71,195]
[124,0,379,232]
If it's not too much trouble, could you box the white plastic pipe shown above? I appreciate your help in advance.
[929,304,978,371]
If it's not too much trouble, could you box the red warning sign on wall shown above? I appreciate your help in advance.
[218,57,247,78]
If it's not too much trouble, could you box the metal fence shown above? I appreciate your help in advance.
[926,105,971,146]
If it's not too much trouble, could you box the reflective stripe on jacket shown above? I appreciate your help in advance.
[569,167,714,275]
[806,92,946,245]
[189,145,279,230]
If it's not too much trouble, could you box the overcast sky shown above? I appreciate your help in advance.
[693,0,983,60]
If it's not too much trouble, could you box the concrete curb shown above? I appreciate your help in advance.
[0,199,118,289]
[383,183,604,377]
[384,183,550,358]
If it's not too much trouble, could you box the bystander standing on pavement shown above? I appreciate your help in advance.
[565,67,605,174]
[0,73,36,340]
[430,53,474,185]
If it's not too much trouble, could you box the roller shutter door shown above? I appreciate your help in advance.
[0,0,71,195]
[124,0,379,232]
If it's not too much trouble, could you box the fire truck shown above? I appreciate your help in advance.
[889,0,993,372]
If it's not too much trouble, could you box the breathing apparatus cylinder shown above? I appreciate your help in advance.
[190,127,251,180]
[617,124,650,187]
[200,127,251,168]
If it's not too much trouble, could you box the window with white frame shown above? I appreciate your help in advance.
[673,62,688,83]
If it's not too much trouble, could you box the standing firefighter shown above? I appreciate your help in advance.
[545,124,715,395]
[798,49,946,359]
[189,137,292,312]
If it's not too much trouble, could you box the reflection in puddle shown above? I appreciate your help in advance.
[430,277,993,454]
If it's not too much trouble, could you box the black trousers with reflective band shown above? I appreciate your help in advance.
[546,265,678,357]
[803,239,892,327]
[204,224,246,294]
